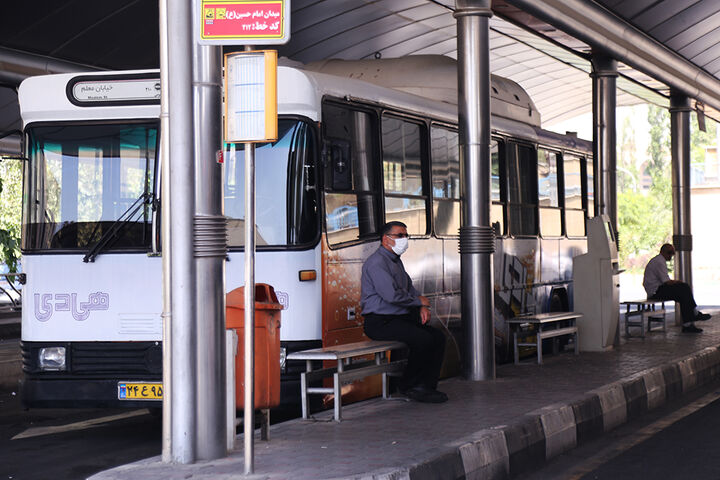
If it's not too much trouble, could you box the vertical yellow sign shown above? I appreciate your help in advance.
[224,50,278,143]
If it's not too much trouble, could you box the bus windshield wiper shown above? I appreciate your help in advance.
[83,192,153,263]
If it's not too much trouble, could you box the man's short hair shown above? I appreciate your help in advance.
[660,243,675,255]
[381,221,407,237]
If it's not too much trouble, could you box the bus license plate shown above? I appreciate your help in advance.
[118,382,163,401]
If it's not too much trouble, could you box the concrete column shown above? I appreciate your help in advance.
[591,53,618,232]
[670,92,693,288]
[454,0,495,381]
[192,43,227,459]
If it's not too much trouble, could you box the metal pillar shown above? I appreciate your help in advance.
[455,0,495,381]
[670,92,693,287]
[158,0,173,464]
[243,142,256,473]
[165,0,196,464]
[192,42,227,459]
[591,53,618,231]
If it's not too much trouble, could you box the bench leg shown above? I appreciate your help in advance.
[574,330,579,355]
[376,352,390,399]
[514,331,519,365]
[333,372,342,422]
[260,409,270,441]
[536,328,543,365]
[300,372,309,420]
[624,304,631,337]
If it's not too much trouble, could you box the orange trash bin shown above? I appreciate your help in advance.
[226,283,282,409]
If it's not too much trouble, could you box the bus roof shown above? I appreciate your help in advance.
[17,59,590,152]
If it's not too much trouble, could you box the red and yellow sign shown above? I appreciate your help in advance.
[201,1,286,41]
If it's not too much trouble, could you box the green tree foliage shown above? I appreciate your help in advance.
[691,111,717,178]
[616,106,719,271]
[616,105,672,269]
[617,115,639,192]
[0,159,22,273]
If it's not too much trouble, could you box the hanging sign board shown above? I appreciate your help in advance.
[198,0,290,45]
[224,50,278,143]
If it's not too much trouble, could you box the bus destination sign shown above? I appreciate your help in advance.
[71,78,161,105]
[199,0,290,45]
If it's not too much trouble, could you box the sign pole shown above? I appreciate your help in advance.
[200,0,288,473]
[243,43,256,475]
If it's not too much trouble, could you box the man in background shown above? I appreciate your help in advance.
[643,243,711,333]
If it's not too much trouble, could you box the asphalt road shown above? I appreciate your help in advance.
[0,391,161,480]
[519,382,720,480]
[579,391,720,480]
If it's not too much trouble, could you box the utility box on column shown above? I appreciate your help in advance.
[573,215,621,351]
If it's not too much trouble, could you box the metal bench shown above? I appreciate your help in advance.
[507,312,582,365]
[286,340,407,421]
[621,300,667,338]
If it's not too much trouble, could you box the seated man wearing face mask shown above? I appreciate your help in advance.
[360,221,447,403]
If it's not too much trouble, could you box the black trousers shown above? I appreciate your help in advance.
[652,282,697,324]
[363,311,446,391]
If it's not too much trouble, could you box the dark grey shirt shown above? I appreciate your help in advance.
[360,246,422,315]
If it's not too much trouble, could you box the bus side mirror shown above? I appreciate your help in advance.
[0,129,27,162]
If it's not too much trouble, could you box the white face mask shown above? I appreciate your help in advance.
[391,236,409,256]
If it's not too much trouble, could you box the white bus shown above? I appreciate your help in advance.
[19,56,593,409]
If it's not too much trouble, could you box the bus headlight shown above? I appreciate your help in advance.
[279,346,287,373]
[39,347,67,371]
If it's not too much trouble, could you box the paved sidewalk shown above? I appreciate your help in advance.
[92,312,720,480]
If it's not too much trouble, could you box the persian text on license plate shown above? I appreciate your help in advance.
[118,382,163,400]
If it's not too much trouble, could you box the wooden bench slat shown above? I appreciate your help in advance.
[622,300,665,305]
[507,312,583,324]
[287,340,407,361]
[538,326,578,340]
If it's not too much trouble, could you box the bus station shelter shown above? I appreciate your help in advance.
[3,0,720,473]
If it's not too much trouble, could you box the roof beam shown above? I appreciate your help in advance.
[503,0,720,113]
[0,47,99,86]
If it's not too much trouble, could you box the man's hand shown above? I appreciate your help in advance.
[420,306,431,325]
[419,295,431,308]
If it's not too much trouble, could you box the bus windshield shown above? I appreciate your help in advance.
[23,122,158,251]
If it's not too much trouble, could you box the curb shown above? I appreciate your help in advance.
[356,345,720,480]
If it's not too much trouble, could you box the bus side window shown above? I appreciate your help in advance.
[381,115,427,235]
[507,143,538,236]
[564,154,586,237]
[491,139,505,236]
[584,157,595,219]
[322,103,379,246]
[537,148,562,237]
[431,126,459,237]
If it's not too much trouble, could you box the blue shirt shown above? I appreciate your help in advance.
[360,246,423,315]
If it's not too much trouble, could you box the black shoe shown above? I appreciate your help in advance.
[695,312,712,321]
[682,325,703,333]
[404,386,448,403]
